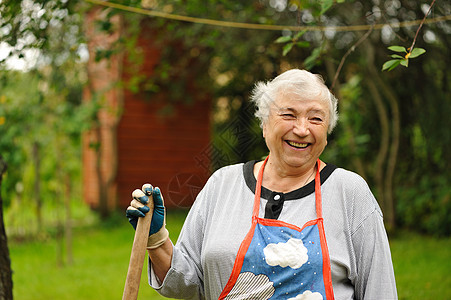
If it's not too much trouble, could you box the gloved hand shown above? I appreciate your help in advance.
[126,183,169,249]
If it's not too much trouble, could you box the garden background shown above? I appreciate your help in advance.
[1,0,450,299]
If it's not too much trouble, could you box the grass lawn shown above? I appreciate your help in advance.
[390,231,451,300]
[9,210,451,300]
[9,210,188,300]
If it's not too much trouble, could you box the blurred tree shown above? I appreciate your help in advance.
[0,155,12,300]
[83,6,125,218]
[319,0,450,234]
[0,0,88,270]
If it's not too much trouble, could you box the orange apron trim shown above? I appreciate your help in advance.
[315,166,334,300]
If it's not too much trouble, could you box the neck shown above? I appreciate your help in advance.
[255,157,319,193]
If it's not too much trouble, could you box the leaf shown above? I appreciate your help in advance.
[304,47,322,70]
[275,35,292,44]
[388,45,407,53]
[382,59,401,71]
[293,30,306,40]
[409,48,426,59]
[320,0,333,14]
[391,54,404,59]
[400,59,409,67]
[295,41,310,48]
[283,43,294,56]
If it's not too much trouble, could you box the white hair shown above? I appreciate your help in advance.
[250,69,339,134]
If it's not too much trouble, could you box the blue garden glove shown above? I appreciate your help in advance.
[126,184,169,249]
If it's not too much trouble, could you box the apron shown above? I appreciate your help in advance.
[219,157,334,300]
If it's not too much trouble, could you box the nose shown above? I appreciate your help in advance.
[293,118,309,136]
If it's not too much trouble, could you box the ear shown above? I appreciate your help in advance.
[262,122,267,138]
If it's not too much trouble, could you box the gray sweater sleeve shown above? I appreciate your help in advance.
[351,210,398,300]
[322,168,397,300]
[336,169,398,300]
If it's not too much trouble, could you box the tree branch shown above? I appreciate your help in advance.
[409,0,436,52]
[331,24,374,91]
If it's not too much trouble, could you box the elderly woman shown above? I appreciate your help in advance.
[127,69,397,300]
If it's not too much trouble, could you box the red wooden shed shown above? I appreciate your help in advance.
[83,7,211,211]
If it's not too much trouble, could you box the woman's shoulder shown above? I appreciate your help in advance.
[328,166,369,189]
[326,165,383,217]
[205,162,247,186]
[193,162,249,215]
[212,162,246,176]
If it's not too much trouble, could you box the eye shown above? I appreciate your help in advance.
[310,117,323,123]
[281,113,296,119]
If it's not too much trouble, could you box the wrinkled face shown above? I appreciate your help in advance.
[263,92,330,170]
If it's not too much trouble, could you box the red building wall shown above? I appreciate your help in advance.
[83,8,211,210]
[116,19,212,209]
[116,97,211,209]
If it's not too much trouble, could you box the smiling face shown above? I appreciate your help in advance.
[262,91,330,173]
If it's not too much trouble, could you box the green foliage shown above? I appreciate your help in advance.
[396,176,451,237]
[275,31,309,57]
[0,0,94,240]
[0,0,85,64]
[321,74,371,166]
[382,46,427,71]
[0,69,95,238]
[0,72,40,207]
[319,0,347,15]
[270,0,449,234]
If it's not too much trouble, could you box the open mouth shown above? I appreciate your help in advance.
[286,141,310,149]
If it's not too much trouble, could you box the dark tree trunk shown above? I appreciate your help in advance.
[0,155,13,299]
[32,142,42,232]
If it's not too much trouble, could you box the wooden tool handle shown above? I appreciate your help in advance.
[122,197,154,300]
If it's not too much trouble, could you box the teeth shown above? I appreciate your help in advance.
[288,141,308,148]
